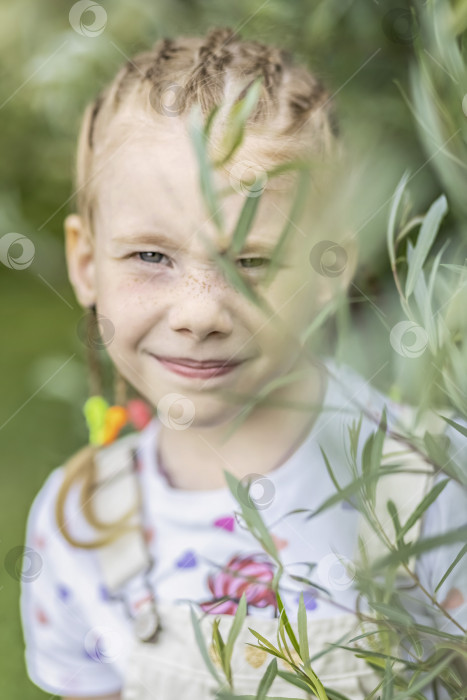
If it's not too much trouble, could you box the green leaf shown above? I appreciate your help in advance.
[188,104,224,231]
[392,652,459,699]
[224,593,247,676]
[405,194,448,298]
[212,618,229,683]
[229,192,262,256]
[396,478,449,541]
[223,470,279,561]
[305,468,398,521]
[297,593,310,670]
[434,543,467,593]
[201,234,271,313]
[321,689,354,700]
[386,499,403,541]
[381,658,394,700]
[387,171,410,270]
[370,601,414,626]
[370,525,467,572]
[440,415,467,439]
[276,590,301,658]
[255,658,277,700]
[263,167,311,288]
[214,77,263,167]
[423,432,453,471]
[275,669,314,692]
[319,446,342,493]
[189,605,223,686]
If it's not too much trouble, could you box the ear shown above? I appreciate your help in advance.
[64,213,97,308]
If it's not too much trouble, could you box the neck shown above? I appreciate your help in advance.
[156,355,328,491]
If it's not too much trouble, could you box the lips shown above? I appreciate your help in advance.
[151,355,243,379]
[154,356,240,369]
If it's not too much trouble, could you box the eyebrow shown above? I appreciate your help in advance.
[111,232,278,255]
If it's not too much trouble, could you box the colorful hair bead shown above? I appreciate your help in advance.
[83,396,153,446]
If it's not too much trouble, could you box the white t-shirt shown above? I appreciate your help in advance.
[19,361,467,697]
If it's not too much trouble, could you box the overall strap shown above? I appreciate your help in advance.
[92,431,150,594]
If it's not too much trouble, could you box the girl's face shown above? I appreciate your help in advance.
[66,117,335,427]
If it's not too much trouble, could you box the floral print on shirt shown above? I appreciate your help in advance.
[198,552,278,615]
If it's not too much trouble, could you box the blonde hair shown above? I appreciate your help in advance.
[56,25,339,549]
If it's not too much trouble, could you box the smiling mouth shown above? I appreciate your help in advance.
[149,354,244,379]
[154,355,242,369]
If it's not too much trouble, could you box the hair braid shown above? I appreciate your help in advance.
[85,305,104,397]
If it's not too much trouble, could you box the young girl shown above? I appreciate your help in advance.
[20,26,467,700]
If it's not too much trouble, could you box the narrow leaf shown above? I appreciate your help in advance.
[405,194,448,298]
[255,658,277,700]
[189,605,223,685]
[396,479,449,541]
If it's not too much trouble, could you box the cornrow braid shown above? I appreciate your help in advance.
[182,27,238,115]
[144,38,182,84]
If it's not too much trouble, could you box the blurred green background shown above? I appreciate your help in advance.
[1,0,466,697]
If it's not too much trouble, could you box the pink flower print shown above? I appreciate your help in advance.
[35,607,49,624]
[32,533,46,549]
[143,526,155,544]
[213,515,235,532]
[271,533,288,550]
[199,552,277,615]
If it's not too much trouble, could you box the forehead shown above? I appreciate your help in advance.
[92,117,311,252]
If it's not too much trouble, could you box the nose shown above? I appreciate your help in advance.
[168,269,234,341]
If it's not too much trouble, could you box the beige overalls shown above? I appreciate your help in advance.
[91,422,436,700]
